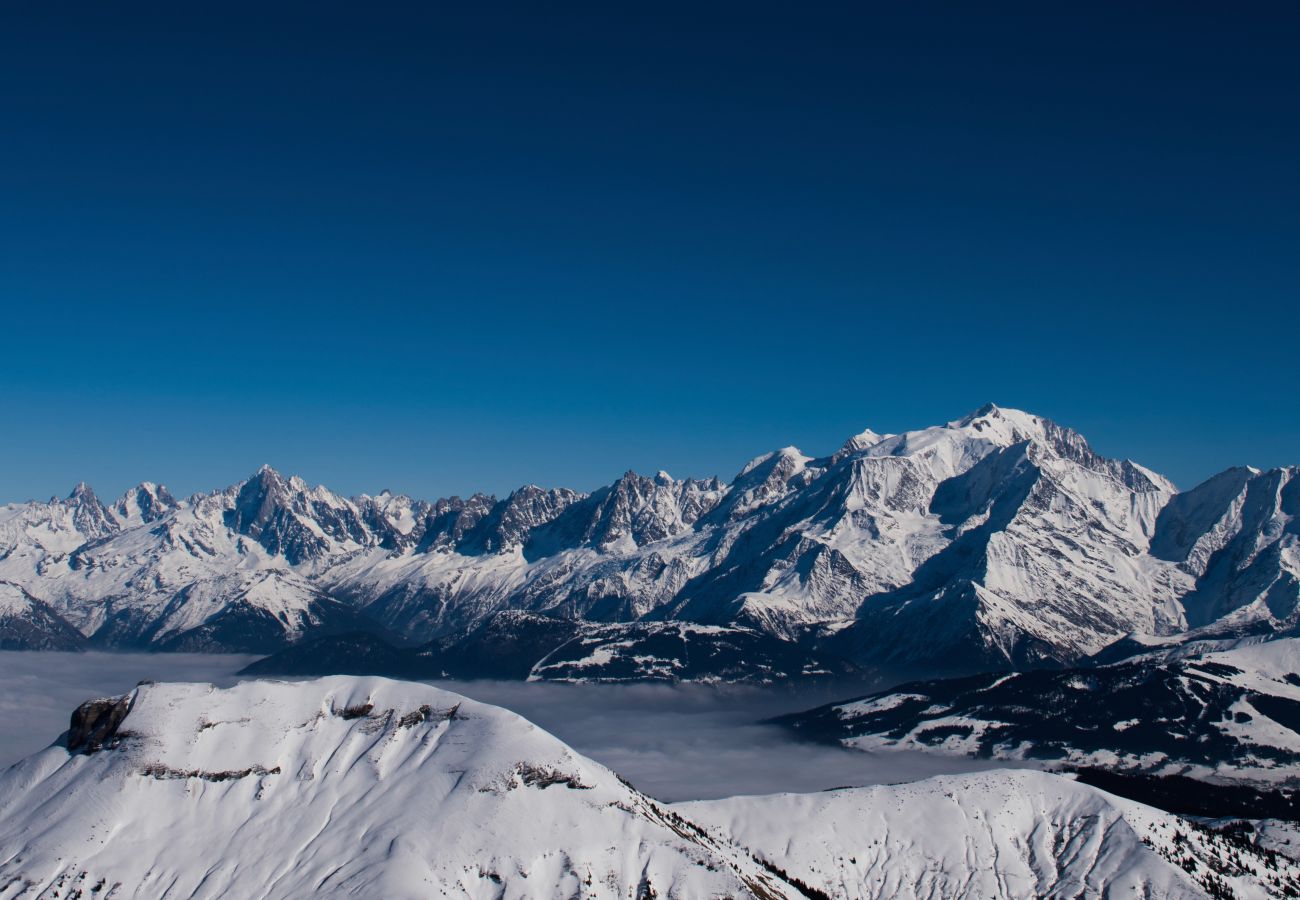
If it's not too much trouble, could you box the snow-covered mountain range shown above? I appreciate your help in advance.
[2,405,1296,680]
[0,675,1293,899]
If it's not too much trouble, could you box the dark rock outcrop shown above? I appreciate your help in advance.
[68,693,134,753]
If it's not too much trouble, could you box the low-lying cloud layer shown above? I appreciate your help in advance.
[0,653,1013,802]
[0,651,256,767]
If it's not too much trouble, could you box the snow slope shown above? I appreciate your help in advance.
[0,581,85,650]
[678,771,1298,899]
[0,677,1292,899]
[0,677,791,899]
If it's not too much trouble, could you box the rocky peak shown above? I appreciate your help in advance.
[723,447,815,519]
[456,485,585,554]
[67,691,135,753]
[223,466,373,564]
[1152,465,1300,627]
[113,481,179,527]
[579,470,724,549]
[353,491,431,551]
[62,482,119,538]
[414,493,498,552]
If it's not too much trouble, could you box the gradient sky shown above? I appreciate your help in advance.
[2,2,1297,503]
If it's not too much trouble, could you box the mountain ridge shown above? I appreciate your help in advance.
[1,405,1295,680]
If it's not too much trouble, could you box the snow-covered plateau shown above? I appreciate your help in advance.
[1,405,1296,681]
[0,675,1295,899]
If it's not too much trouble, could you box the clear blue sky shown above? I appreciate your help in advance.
[2,2,1297,502]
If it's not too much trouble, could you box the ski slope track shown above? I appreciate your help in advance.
[1,676,1294,899]
[1,405,1296,679]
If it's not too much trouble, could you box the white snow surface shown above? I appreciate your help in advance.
[0,583,36,616]
[0,676,1287,899]
[0,677,780,899]
[677,771,1293,899]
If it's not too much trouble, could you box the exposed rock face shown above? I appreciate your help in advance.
[67,692,134,752]
[112,482,179,527]
[523,471,725,557]
[64,482,119,540]
[223,465,375,564]
[458,486,584,555]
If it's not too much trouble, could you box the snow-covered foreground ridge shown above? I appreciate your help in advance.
[0,676,1293,899]
[1,404,1297,676]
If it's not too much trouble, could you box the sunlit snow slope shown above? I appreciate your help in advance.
[0,677,787,899]
[678,771,1299,899]
[0,677,1292,899]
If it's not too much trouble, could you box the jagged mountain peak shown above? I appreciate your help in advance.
[602,469,724,498]
[66,480,97,501]
[450,485,585,555]
[112,481,179,527]
[244,463,288,491]
[236,466,349,504]
[519,469,727,556]
[222,467,374,564]
[60,481,118,538]
[1151,464,1300,629]
[723,446,817,521]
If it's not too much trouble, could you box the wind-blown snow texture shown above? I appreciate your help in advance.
[2,405,1297,678]
[0,676,1290,899]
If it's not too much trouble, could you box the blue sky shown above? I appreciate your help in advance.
[2,3,1297,502]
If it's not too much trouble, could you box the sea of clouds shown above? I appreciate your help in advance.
[0,652,1014,801]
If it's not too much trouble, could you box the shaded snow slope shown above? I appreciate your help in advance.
[0,581,85,650]
[243,617,856,684]
[777,638,1300,785]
